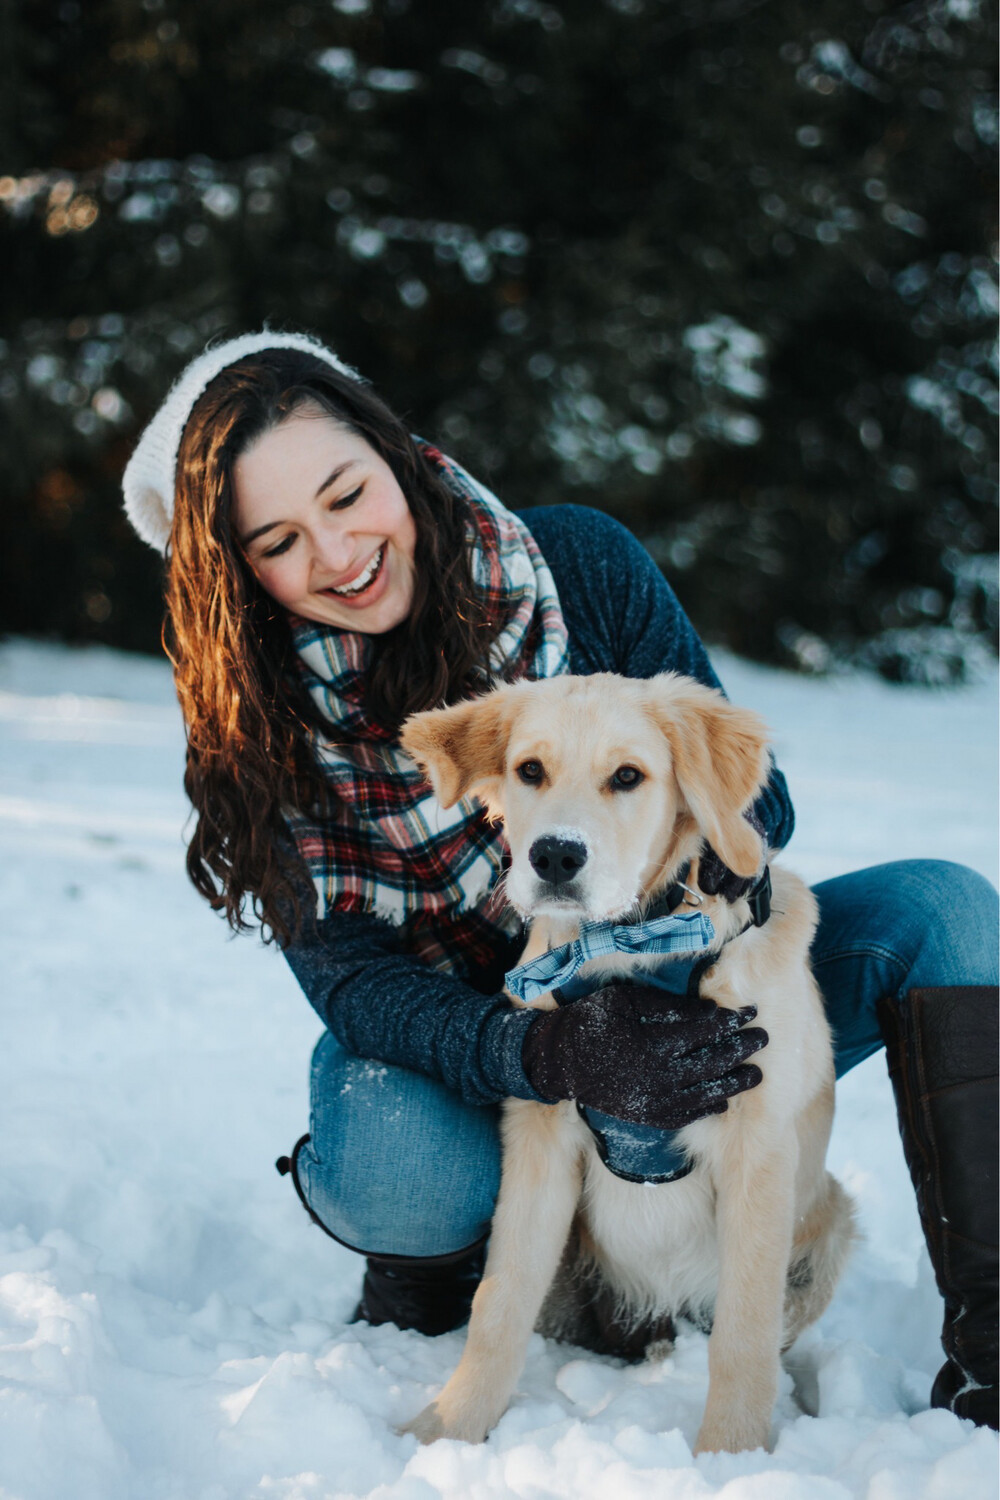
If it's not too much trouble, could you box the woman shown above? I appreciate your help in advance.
[122,330,998,1427]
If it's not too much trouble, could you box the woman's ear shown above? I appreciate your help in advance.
[644,674,771,878]
[400,690,515,809]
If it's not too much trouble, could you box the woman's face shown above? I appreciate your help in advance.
[231,405,418,633]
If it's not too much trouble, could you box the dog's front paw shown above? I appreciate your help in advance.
[400,1400,447,1445]
[399,1398,491,1446]
[693,1409,770,1455]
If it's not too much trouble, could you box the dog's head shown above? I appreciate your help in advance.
[400,672,771,922]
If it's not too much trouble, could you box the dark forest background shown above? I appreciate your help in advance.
[1,0,996,682]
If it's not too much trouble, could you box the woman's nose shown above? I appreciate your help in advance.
[312,522,355,577]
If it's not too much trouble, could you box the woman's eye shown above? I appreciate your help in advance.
[330,485,363,512]
[517,760,544,784]
[610,765,644,791]
[262,534,295,559]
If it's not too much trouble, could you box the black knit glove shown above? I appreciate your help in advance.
[521,982,767,1128]
[697,809,767,902]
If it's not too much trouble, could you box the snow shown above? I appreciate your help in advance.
[0,636,997,1500]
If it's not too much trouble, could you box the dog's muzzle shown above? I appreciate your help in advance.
[528,835,588,887]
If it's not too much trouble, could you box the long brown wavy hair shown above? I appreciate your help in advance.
[164,348,502,945]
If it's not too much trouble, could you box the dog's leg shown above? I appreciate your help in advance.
[782,1170,856,1349]
[693,1143,797,1455]
[402,1099,583,1445]
[783,1086,857,1348]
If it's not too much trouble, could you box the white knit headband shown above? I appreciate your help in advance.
[120,330,362,553]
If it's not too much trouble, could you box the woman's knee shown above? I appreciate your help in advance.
[894,859,997,915]
[812,861,998,1077]
[295,1031,502,1258]
[815,859,997,983]
[890,861,999,988]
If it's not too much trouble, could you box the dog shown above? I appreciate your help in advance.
[398,671,855,1454]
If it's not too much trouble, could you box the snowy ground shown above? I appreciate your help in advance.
[0,636,997,1500]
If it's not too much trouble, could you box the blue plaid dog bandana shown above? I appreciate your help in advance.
[504,909,716,1005]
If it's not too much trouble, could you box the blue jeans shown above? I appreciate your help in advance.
[293,860,998,1259]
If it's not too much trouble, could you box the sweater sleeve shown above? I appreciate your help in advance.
[282,901,545,1106]
[517,504,795,853]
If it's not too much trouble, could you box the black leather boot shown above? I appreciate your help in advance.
[878,985,998,1428]
[352,1243,486,1337]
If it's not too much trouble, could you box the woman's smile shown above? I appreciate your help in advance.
[323,542,386,599]
[232,405,417,633]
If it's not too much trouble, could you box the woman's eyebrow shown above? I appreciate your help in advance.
[315,459,359,498]
[242,519,280,545]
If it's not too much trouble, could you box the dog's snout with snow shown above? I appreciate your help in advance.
[521,830,595,913]
[527,833,588,885]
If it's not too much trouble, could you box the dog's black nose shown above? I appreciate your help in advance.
[528,835,588,886]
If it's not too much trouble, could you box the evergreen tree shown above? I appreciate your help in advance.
[1,0,996,679]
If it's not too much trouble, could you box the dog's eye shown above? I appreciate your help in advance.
[610,765,644,791]
[517,760,544,785]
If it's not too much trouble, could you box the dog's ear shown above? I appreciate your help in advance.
[400,690,516,809]
[644,674,772,878]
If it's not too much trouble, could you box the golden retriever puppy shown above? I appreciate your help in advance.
[399,672,855,1454]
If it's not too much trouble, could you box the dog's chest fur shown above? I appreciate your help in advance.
[577,1124,721,1318]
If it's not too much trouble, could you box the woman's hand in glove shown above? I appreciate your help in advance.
[521,982,767,1128]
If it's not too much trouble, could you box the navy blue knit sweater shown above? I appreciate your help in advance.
[282,505,794,1106]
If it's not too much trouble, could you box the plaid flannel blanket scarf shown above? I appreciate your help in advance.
[286,442,570,978]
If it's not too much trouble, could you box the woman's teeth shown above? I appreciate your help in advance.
[329,546,384,597]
